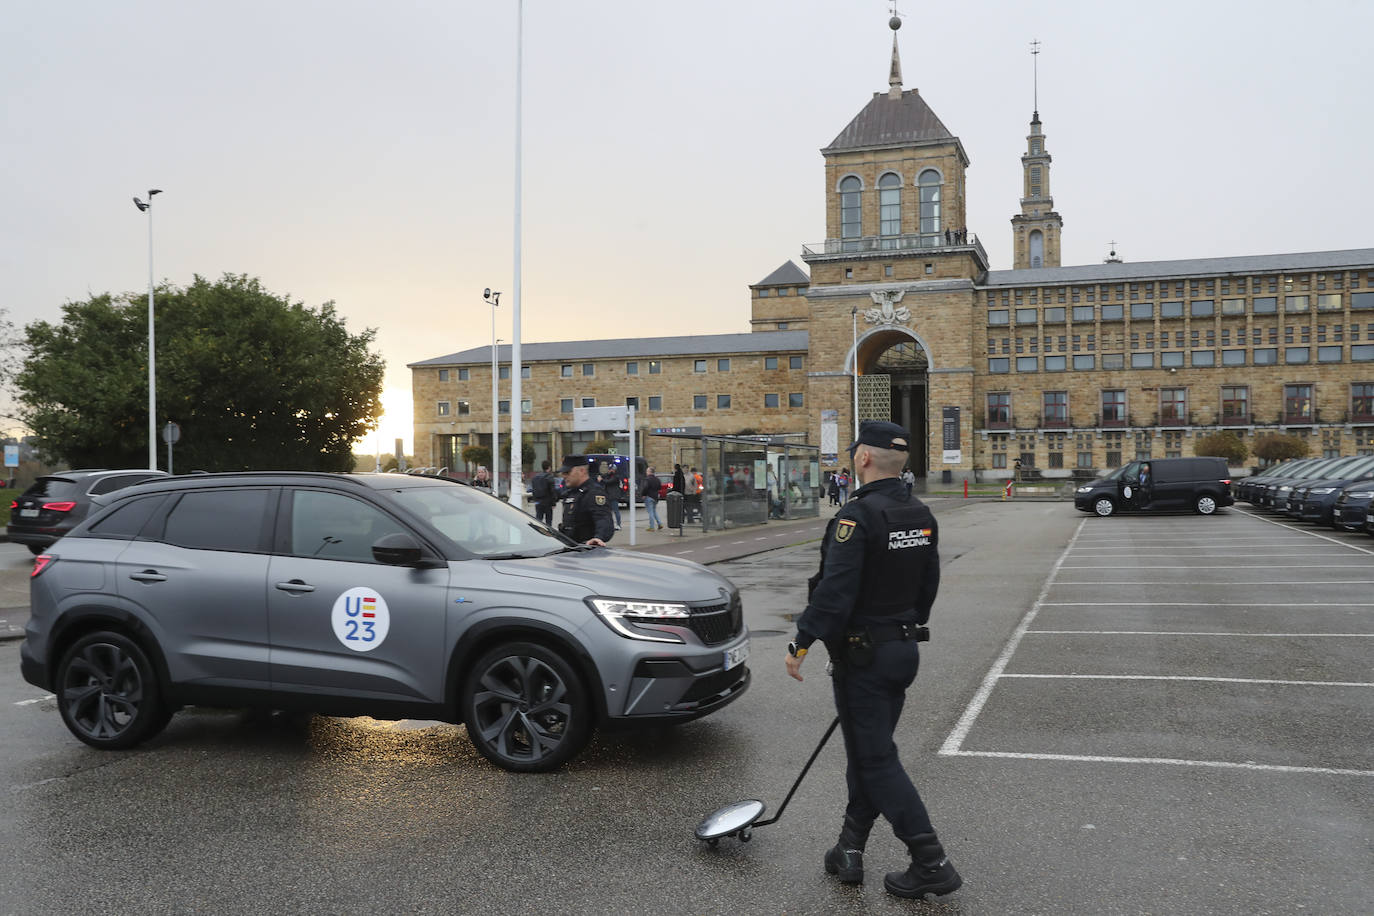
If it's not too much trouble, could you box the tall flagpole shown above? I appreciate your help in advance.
[510,0,525,509]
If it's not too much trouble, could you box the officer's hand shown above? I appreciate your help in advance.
[585,537,607,547]
[785,652,804,682]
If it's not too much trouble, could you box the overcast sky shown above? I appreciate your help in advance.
[6,0,1372,451]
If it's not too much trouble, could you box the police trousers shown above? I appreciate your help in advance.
[831,638,935,839]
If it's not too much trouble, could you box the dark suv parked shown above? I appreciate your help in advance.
[1074,456,1233,517]
[20,472,749,771]
[7,469,168,554]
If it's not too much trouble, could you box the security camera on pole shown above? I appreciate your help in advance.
[133,188,163,470]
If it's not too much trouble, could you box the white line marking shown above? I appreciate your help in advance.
[1070,546,1336,552]
[1062,553,1362,559]
[1234,509,1374,555]
[754,537,768,541]
[1060,565,1374,569]
[1054,581,1374,586]
[15,695,54,706]
[1026,630,1374,637]
[939,518,1086,756]
[1042,602,1374,607]
[704,545,720,550]
[943,750,1374,778]
[999,673,1374,687]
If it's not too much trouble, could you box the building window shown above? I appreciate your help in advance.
[778,322,789,329]
[879,172,902,244]
[438,369,450,382]
[1131,302,1154,320]
[765,356,779,369]
[765,393,779,408]
[1316,295,1344,311]
[626,361,639,375]
[499,400,510,415]
[499,366,510,380]
[717,394,731,409]
[1016,356,1038,372]
[1221,298,1246,316]
[1253,296,1278,314]
[1102,304,1124,321]
[648,396,662,411]
[1046,307,1066,322]
[458,368,470,381]
[1354,345,1374,361]
[1223,349,1248,366]
[561,364,572,378]
[1029,230,1044,268]
[1318,345,1343,363]
[437,401,450,417]
[1131,352,1154,368]
[788,392,805,408]
[1043,391,1069,427]
[1191,349,1215,366]
[1285,384,1313,422]
[918,169,941,244]
[790,356,804,369]
[1222,386,1249,424]
[1252,347,1277,365]
[1045,355,1066,371]
[1016,307,1037,324]
[1352,383,1374,421]
[718,358,730,372]
[988,310,1010,326]
[987,393,1011,427]
[1286,346,1311,364]
[1102,389,1126,425]
[1161,351,1184,368]
[1072,305,1094,321]
[1286,295,1310,313]
[1352,292,1374,310]
[649,360,662,374]
[758,288,771,298]
[522,366,531,379]
[521,399,531,415]
[1160,300,1185,318]
[693,395,707,409]
[1102,354,1125,370]
[989,358,1010,373]
[840,175,862,244]
[560,398,573,413]
[626,397,639,409]
[582,363,594,377]
[694,359,707,373]
[580,397,595,408]
[1160,388,1187,424]
[457,400,470,416]
[1191,300,1215,317]
[1073,354,1095,370]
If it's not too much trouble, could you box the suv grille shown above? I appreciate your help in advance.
[688,595,743,646]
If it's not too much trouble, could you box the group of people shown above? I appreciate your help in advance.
[524,458,708,538]
[943,227,969,245]
[826,468,852,505]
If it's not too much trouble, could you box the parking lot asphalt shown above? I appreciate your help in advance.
[2,502,1371,915]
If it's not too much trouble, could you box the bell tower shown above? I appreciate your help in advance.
[1011,40,1063,269]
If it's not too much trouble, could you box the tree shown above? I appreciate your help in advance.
[587,438,615,453]
[1193,431,1247,465]
[16,274,383,471]
[461,444,491,470]
[1252,433,1309,463]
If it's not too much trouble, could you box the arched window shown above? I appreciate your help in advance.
[840,176,862,250]
[878,172,902,249]
[1029,230,1044,268]
[918,169,941,247]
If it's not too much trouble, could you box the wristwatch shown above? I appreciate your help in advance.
[787,641,808,658]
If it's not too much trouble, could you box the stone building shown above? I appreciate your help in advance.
[411,18,1374,482]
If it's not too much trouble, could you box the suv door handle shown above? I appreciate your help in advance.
[275,579,316,593]
[128,570,167,583]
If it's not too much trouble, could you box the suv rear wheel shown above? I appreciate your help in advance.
[56,631,170,749]
[461,641,592,772]
[1195,494,1218,515]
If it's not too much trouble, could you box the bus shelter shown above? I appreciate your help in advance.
[649,428,821,532]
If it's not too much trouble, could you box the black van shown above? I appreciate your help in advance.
[1074,457,1233,517]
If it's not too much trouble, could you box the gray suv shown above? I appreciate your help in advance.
[20,472,750,771]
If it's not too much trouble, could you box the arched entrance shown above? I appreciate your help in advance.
[850,328,930,476]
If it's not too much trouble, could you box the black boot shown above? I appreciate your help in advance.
[823,816,871,883]
[883,833,962,899]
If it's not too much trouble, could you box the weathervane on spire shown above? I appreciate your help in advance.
[887,2,904,98]
[1030,39,1042,116]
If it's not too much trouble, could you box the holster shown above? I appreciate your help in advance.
[844,628,875,668]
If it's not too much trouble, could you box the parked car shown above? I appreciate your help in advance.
[1287,456,1374,524]
[7,469,169,554]
[20,472,750,772]
[1258,456,1361,510]
[1332,480,1374,532]
[1236,459,1306,505]
[1074,456,1233,517]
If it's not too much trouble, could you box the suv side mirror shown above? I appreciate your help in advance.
[372,532,426,566]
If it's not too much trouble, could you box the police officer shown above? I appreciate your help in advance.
[784,420,961,900]
[557,455,614,546]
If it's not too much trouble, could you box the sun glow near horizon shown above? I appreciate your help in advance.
[363,386,414,459]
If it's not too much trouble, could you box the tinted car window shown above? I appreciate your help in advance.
[88,473,163,496]
[289,490,409,563]
[391,484,567,558]
[87,495,166,539]
[162,490,271,552]
[22,478,80,500]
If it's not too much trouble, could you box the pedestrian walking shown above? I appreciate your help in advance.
[598,462,622,530]
[828,471,841,506]
[642,466,663,530]
[531,459,557,525]
[785,420,960,901]
[901,467,916,496]
[837,468,851,503]
[556,455,613,546]
[472,466,491,489]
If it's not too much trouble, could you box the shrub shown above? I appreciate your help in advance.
[1193,431,1248,465]
[1252,433,1309,463]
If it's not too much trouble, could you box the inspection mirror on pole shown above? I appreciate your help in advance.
[161,421,181,475]
[573,405,636,546]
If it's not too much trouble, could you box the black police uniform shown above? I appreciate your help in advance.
[558,478,614,543]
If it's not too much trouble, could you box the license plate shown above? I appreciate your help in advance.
[723,640,749,671]
[20,509,38,517]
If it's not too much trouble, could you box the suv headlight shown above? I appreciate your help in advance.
[1309,488,1338,495]
[1278,485,1292,492]
[588,597,690,643]
[1349,490,1374,500]
[1076,486,1094,493]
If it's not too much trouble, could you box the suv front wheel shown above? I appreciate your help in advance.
[1093,497,1117,517]
[461,641,592,772]
[56,630,170,749]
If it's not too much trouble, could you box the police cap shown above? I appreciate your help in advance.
[558,455,587,473]
[847,420,911,456]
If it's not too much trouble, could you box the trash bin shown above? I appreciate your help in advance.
[666,491,684,529]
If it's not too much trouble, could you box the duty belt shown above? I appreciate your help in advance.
[862,620,930,643]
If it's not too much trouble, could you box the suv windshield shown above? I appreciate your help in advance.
[390,485,569,558]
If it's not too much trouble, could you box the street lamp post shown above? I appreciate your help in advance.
[509,0,526,511]
[484,289,501,494]
[851,305,861,442]
[133,189,162,470]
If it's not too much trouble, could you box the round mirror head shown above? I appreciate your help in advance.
[695,799,766,840]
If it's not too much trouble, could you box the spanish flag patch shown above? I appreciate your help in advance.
[835,518,857,542]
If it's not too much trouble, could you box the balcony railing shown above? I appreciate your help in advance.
[802,232,987,264]
[1220,413,1251,426]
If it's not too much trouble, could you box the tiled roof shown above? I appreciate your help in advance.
[408,330,809,368]
[754,260,810,287]
[982,248,1374,287]
[823,89,957,153]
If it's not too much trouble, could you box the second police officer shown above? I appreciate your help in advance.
[557,455,614,546]
[784,420,961,900]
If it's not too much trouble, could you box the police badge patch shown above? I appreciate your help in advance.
[594,495,607,505]
[835,518,857,542]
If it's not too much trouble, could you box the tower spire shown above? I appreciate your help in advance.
[1030,39,1041,118]
[888,4,903,99]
